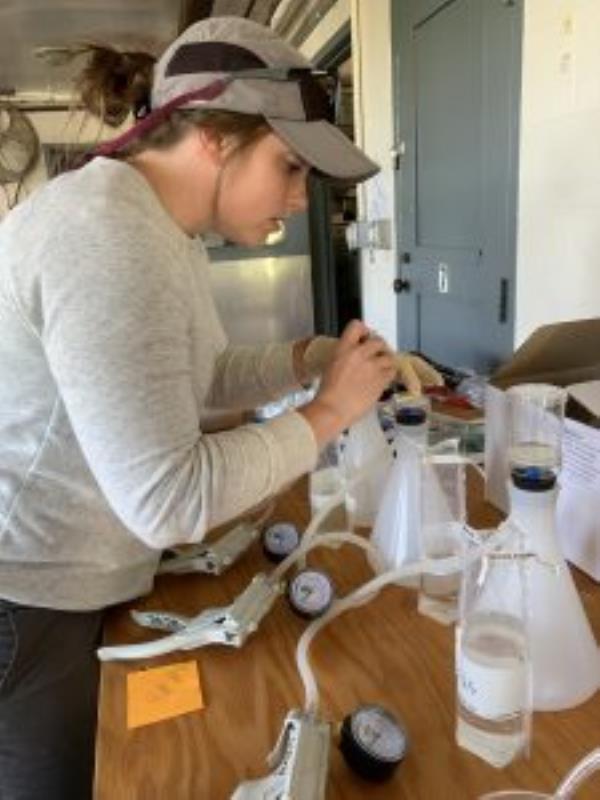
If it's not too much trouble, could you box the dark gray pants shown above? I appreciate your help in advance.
[0,599,104,800]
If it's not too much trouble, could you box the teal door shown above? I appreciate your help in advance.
[393,0,522,372]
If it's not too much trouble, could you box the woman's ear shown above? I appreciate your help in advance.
[196,128,238,166]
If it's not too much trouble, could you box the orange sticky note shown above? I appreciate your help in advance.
[126,661,204,729]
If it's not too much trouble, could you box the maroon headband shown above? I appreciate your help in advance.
[91,79,229,159]
[87,68,333,162]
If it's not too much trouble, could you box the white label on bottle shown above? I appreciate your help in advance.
[458,650,526,719]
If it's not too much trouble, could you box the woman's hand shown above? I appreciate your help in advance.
[298,320,396,447]
[301,330,444,395]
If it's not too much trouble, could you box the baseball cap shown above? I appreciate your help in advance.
[97,16,379,183]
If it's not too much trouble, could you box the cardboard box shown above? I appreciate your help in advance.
[484,318,600,581]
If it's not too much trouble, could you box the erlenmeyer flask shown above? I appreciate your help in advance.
[505,383,600,710]
[509,480,600,710]
[369,397,430,580]
[370,431,423,580]
[341,408,392,528]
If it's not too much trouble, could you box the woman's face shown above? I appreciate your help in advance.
[212,132,310,247]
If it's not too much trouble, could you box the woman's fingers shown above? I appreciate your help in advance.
[336,322,444,394]
[358,335,391,360]
[337,319,370,354]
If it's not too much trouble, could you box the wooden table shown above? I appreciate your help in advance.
[95,474,600,799]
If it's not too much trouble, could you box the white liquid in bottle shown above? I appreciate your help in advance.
[456,612,528,768]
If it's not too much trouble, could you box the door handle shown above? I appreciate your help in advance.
[393,278,411,294]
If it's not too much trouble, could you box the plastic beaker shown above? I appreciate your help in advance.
[506,383,566,487]
[417,439,466,625]
[309,441,347,533]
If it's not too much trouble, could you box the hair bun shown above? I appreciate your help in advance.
[75,45,155,127]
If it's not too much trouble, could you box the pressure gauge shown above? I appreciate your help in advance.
[340,704,408,781]
[287,568,335,619]
[262,522,300,563]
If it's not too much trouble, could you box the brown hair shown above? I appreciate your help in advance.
[75,44,270,156]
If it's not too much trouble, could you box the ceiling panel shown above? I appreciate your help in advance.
[0,0,289,104]
[212,0,251,17]
[0,0,179,98]
[247,0,281,26]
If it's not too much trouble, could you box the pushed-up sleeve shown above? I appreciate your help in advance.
[207,340,303,409]
[40,209,317,549]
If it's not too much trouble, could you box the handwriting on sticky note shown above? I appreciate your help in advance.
[127,661,204,729]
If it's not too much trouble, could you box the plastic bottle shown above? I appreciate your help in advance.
[456,520,530,768]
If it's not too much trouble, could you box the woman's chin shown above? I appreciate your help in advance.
[236,231,270,248]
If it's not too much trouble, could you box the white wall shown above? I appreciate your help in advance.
[516,0,600,345]
[350,0,397,347]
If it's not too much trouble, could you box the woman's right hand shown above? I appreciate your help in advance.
[298,319,396,447]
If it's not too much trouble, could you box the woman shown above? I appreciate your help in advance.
[0,16,439,800]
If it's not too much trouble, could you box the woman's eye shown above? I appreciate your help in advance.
[285,160,303,174]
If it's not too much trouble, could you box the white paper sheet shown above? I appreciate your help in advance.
[561,417,600,489]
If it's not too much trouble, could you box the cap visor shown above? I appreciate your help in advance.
[268,118,380,183]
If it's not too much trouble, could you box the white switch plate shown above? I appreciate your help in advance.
[438,262,449,293]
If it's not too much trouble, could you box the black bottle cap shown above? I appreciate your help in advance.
[395,407,427,426]
[287,568,335,620]
[262,522,300,563]
[340,704,407,782]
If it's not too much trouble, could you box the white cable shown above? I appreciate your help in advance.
[297,559,454,713]
[555,747,600,798]
[296,522,515,714]
[270,530,380,583]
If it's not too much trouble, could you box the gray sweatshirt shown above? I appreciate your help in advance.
[0,158,317,610]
